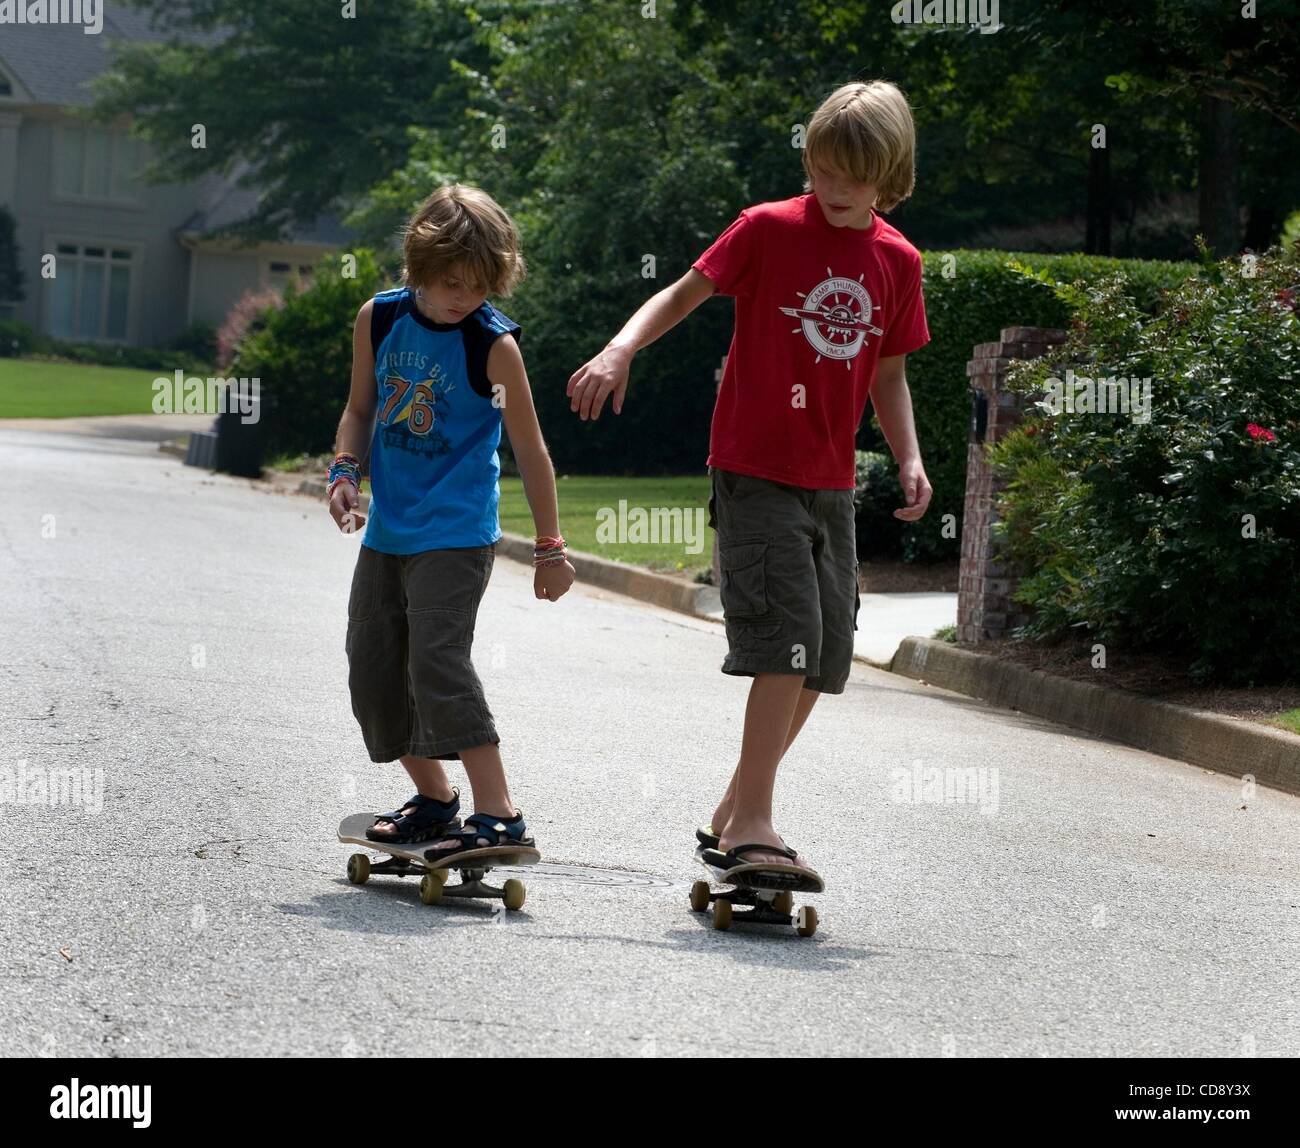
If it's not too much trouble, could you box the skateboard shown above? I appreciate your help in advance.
[338,812,540,911]
[690,847,823,936]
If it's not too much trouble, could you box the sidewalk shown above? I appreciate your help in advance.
[700,590,955,666]
[0,413,213,441]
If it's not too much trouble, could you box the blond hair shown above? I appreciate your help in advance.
[402,183,526,297]
[802,81,916,212]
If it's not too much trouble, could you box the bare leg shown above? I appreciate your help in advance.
[455,742,515,818]
[710,685,820,836]
[367,754,458,839]
[715,674,807,867]
[425,741,516,854]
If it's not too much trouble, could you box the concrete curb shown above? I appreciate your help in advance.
[890,637,1300,796]
[294,475,718,618]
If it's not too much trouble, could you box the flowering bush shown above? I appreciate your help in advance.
[228,252,381,457]
[989,245,1300,684]
[216,287,285,370]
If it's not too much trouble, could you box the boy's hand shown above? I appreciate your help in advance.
[329,481,367,534]
[535,559,576,602]
[567,345,632,421]
[893,458,932,522]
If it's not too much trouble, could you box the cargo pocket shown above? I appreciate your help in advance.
[407,606,472,648]
[347,549,378,622]
[719,539,769,620]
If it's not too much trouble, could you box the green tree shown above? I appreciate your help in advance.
[95,0,492,238]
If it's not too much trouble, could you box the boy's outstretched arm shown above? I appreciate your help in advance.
[491,334,576,602]
[567,268,716,421]
[871,353,933,522]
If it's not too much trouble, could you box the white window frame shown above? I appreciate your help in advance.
[262,257,316,292]
[42,236,144,345]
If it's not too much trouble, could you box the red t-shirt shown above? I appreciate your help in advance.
[693,193,929,490]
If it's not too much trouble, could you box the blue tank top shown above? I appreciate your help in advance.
[362,287,520,554]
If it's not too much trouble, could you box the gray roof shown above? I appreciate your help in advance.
[0,12,349,248]
[0,7,183,108]
[180,169,352,246]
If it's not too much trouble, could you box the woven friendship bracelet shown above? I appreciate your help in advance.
[533,533,567,566]
[534,533,567,567]
[327,454,361,500]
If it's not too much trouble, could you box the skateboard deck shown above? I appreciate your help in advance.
[338,812,540,911]
[690,848,824,936]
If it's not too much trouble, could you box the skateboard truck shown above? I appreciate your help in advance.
[689,880,819,936]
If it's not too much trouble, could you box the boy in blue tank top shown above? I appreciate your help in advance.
[327,184,575,857]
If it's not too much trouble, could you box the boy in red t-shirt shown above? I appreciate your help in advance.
[568,81,932,875]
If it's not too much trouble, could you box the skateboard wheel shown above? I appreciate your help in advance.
[419,872,444,905]
[689,881,711,913]
[795,905,818,937]
[712,899,733,931]
[502,879,526,911]
[347,854,371,885]
[774,891,794,916]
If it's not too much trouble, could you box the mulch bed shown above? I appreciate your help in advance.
[965,636,1300,729]
[858,561,959,593]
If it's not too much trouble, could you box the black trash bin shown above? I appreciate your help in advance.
[215,383,263,478]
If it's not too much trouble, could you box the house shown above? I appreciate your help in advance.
[0,9,349,347]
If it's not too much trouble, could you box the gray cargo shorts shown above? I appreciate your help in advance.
[709,468,860,695]
[345,543,499,762]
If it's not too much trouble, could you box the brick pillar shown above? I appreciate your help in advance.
[957,326,1066,643]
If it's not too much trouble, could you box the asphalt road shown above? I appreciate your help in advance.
[3,424,1298,1057]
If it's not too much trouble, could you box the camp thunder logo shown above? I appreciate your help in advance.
[779,268,882,367]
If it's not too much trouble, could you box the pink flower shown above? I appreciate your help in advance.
[1276,288,1296,312]
[1246,422,1278,443]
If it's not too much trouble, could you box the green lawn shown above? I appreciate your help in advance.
[0,358,166,418]
[498,474,712,574]
[1276,709,1300,735]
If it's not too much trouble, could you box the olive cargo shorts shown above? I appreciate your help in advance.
[345,544,499,762]
[709,468,860,695]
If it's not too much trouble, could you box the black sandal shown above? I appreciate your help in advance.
[423,811,535,863]
[366,790,461,844]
